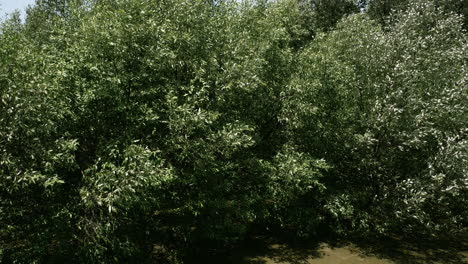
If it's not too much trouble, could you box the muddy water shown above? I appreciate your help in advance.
[186,236,468,264]
[245,243,393,264]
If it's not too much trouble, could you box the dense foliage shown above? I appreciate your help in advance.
[1,0,466,263]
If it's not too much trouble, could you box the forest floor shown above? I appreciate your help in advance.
[185,235,468,264]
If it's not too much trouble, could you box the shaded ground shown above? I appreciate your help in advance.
[185,236,468,264]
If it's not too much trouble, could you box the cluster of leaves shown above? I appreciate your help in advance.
[286,1,467,237]
[1,0,466,262]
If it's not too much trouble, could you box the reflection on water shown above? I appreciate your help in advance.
[243,243,393,264]
[185,236,468,264]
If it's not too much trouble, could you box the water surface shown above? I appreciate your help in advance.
[186,236,468,264]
